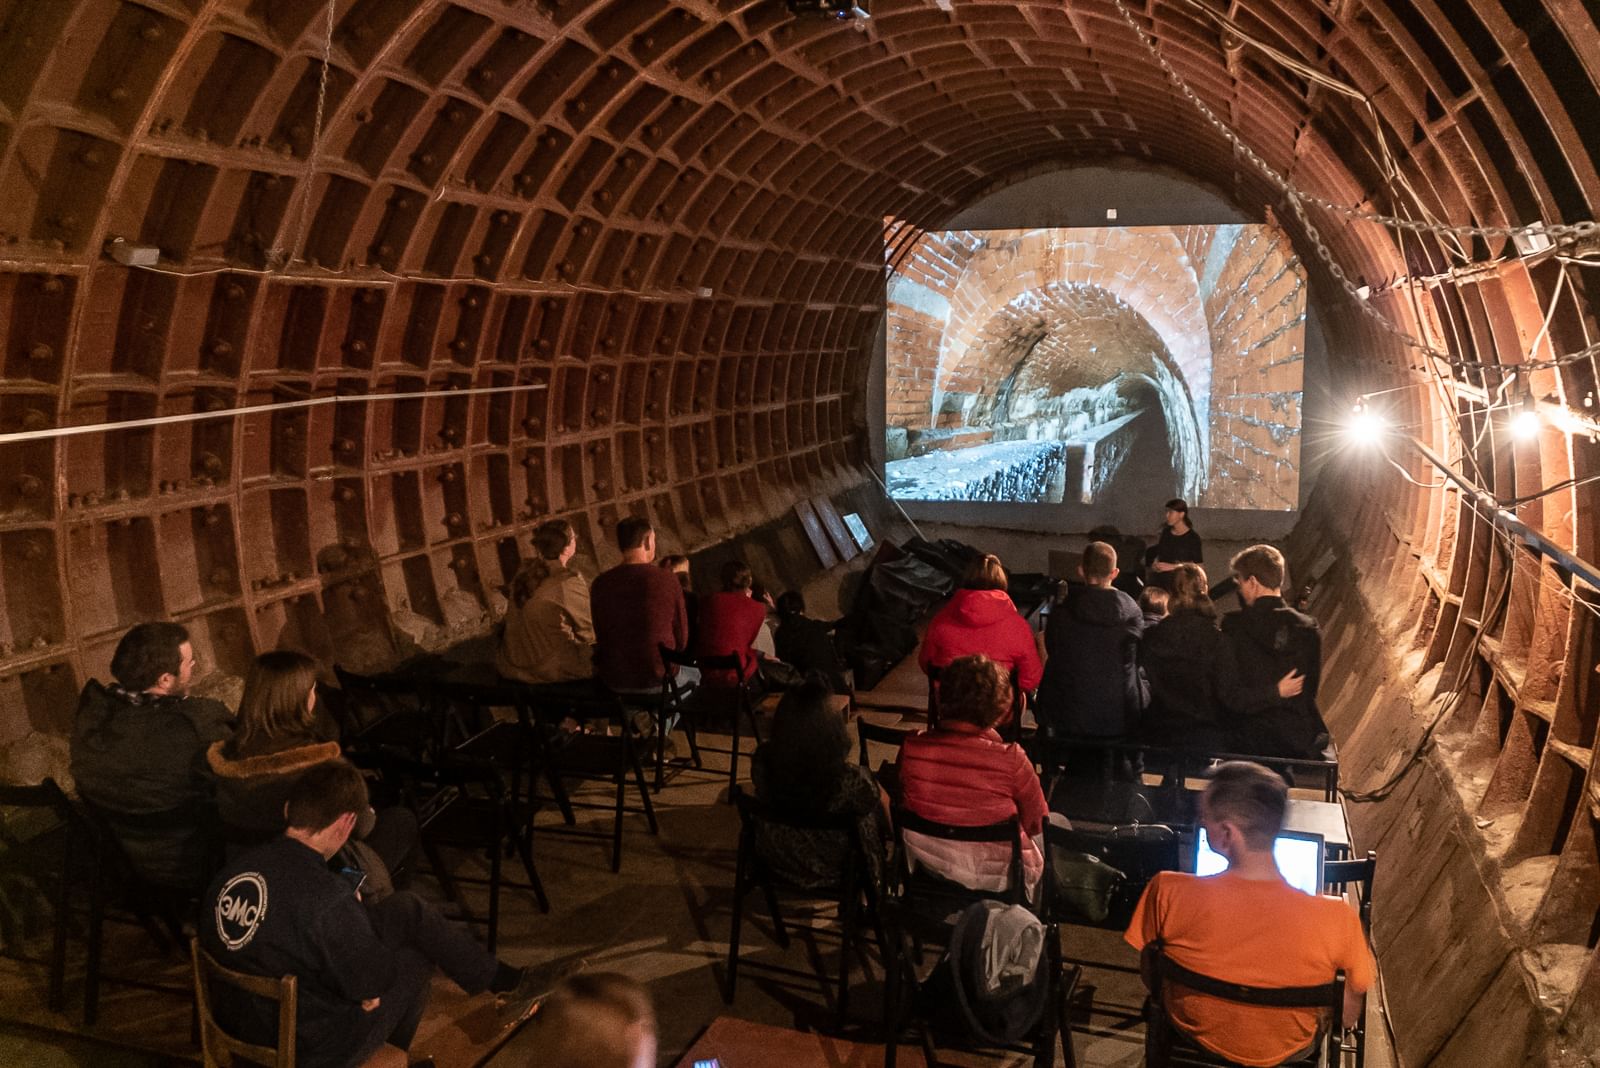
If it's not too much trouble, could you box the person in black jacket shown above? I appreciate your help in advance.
[1139,564,1227,753]
[1218,544,1327,759]
[773,591,850,693]
[201,760,536,1068]
[1036,541,1147,744]
[70,622,233,888]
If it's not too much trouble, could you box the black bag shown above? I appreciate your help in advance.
[1049,849,1126,924]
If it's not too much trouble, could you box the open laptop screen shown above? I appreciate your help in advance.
[1193,828,1325,895]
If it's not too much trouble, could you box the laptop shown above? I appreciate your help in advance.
[1192,828,1325,896]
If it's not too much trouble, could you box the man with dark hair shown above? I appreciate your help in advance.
[70,622,233,887]
[1219,544,1327,759]
[589,515,691,693]
[1126,761,1373,1065]
[497,518,594,685]
[1035,542,1147,752]
[202,760,537,1068]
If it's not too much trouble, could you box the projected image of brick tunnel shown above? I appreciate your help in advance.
[884,224,1306,509]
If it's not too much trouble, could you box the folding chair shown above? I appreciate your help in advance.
[1143,947,1346,1067]
[658,645,765,795]
[882,810,1073,1066]
[0,779,85,1017]
[1327,850,1377,1068]
[724,786,880,1022]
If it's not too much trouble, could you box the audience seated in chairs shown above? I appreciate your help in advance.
[1125,761,1372,1066]
[497,518,595,687]
[526,972,657,1068]
[773,591,850,694]
[1035,542,1147,772]
[750,678,889,891]
[1139,564,1227,754]
[208,651,419,882]
[1219,545,1329,760]
[591,516,694,698]
[918,553,1043,716]
[695,559,771,691]
[69,621,233,890]
[898,654,1048,898]
[201,760,537,1068]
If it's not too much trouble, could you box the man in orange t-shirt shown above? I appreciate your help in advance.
[1125,761,1374,1067]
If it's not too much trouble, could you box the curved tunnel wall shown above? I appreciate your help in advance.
[1,1,1600,1061]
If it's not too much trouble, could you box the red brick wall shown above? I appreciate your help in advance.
[1200,226,1305,509]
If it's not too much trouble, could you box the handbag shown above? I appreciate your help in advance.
[1049,849,1126,924]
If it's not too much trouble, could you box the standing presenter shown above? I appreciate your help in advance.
[1148,498,1203,590]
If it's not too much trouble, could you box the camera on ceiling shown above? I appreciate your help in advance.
[785,0,870,19]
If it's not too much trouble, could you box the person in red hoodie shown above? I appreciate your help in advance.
[919,553,1044,701]
[695,559,770,689]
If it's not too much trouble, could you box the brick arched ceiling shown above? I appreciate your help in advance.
[3,0,1600,777]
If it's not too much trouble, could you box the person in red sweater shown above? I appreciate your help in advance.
[695,559,770,689]
[590,517,690,694]
[919,554,1044,720]
[898,654,1048,897]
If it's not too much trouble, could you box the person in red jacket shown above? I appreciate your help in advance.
[919,553,1044,699]
[695,559,770,689]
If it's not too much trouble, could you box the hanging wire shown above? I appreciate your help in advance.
[276,0,338,271]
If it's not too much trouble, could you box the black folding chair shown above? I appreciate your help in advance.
[724,786,880,1022]
[657,645,765,796]
[1144,948,1346,1067]
[882,810,1074,1066]
[0,779,86,1018]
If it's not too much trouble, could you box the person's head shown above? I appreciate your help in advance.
[1169,562,1213,611]
[938,654,1012,731]
[1200,761,1288,861]
[1079,541,1118,586]
[534,518,578,565]
[657,554,691,591]
[1230,544,1286,604]
[764,676,851,801]
[1164,498,1189,529]
[720,559,753,594]
[615,516,655,559]
[960,553,1008,592]
[111,622,195,696]
[775,590,806,619]
[1139,586,1169,619]
[283,759,369,858]
[530,972,657,1068]
[236,651,320,753]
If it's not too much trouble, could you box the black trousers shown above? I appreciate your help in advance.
[344,891,500,1064]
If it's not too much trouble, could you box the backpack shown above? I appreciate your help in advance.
[918,900,1050,1046]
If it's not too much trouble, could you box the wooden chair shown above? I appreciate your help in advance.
[1144,948,1346,1067]
[192,938,406,1068]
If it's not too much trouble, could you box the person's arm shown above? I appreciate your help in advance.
[670,579,689,651]
[1010,747,1048,837]
[311,894,400,1004]
[1215,630,1294,715]
[566,574,595,646]
[1123,873,1165,991]
[1014,618,1044,692]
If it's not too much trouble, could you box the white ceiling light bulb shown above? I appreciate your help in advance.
[1511,408,1541,442]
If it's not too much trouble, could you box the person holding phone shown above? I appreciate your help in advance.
[202,760,538,1068]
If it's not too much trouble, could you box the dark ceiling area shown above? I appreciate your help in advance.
[2,1,1600,1061]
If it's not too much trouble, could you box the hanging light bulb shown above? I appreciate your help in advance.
[1348,398,1386,441]
[1510,378,1541,442]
